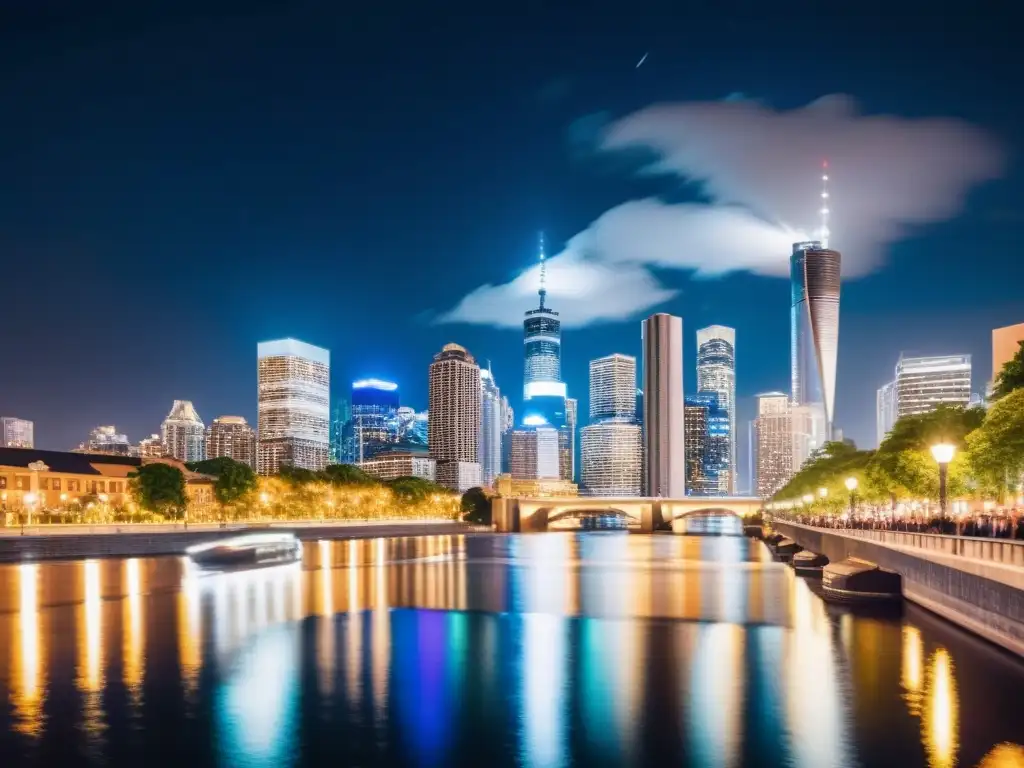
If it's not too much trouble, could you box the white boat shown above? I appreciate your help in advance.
[186,532,303,570]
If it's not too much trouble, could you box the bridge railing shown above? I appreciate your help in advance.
[774,520,1024,568]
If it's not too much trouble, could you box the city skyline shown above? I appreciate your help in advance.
[2,5,1021,466]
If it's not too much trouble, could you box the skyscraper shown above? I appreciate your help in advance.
[351,379,400,461]
[161,400,206,463]
[206,416,256,467]
[878,355,972,437]
[0,417,33,449]
[78,425,133,456]
[428,343,482,491]
[754,392,793,498]
[329,398,351,463]
[696,326,736,494]
[523,234,562,398]
[137,434,164,458]
[560,397,577,482]
[499,395,514,473]
[642,313,685,497]
[509,425,560,480]
[590,354,638,421]
[257,338,330,474]
[876,380,898,446]
[684,392,729,496]
[581,352,642,496]
[479,366,503,487]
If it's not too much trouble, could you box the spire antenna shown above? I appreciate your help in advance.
[819,160,831,248]
[537,231,547,309]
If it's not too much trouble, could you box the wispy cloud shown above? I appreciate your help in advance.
[441,94,1005,328]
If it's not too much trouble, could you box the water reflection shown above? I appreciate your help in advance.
[0,533,1021,768]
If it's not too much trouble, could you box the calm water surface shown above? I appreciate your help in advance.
[0,533,1022,767]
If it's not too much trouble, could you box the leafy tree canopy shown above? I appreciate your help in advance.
[992,340,1024,401]
[278,464,320,486]
[966,388,1024,500]
[188,457,258,506]
[130,463,188,518]
[461,486,493,525]
[387,476,449,502]
[320,463,380,487]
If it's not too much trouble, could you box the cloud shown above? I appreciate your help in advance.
[442,94,1005,327]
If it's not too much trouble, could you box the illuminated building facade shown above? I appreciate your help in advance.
[77,425,133,456]
[790,240,841,466]
[696,326,736,494]
[137,434,164,458]
[205,416,256,468]
[560,397,577,482]
[642,313,685,497]
[877,355,972,438]
[161,400,206,463]
[590,354,637,421]
[993,322,1024,382]
[684,392,728,496]
[351,379,400,461]
[329,398,351,463]
[257,338,330,475]
[479,367,503,487]
[0,417,33,449]
[358,451,436,482]
[509,425,560,480]
[428,343,481,491]
[580,422,642,496]
[754,392,793,498]
[876,380,897,446]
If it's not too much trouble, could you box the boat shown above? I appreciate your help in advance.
[822,558,902,604]
[773,537,802,561]
[186,532,303,570]
[791,550,828,577]
[764,532,785,547]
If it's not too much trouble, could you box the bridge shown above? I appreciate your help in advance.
[492,495,762,533]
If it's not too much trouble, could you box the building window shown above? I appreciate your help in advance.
[15,476,29,490]
[51,478,61,491]
[97,481,105,493]
[109,482,121,494]
[0,476,6,489]
[68,480,80,492]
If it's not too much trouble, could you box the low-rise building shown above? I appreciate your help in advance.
[358,451,437,482]
[494,474,578,498]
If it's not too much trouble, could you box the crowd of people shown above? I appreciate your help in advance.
[780,512,1024,539]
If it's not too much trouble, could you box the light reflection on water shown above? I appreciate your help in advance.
[0,532,1021,767]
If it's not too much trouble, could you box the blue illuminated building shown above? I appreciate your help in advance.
[684,392,729,496]
[351,378,400,461]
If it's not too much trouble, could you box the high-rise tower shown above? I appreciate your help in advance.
[791,163,842,466]
[479,364,503,487]
[428,343,482,491]
[161,400,206,463]
[523,233,563,398]
[642,313,685,497]
[257,338,330,474]
[696,326,736,494]
[581,353,642,496]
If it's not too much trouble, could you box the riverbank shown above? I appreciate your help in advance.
[0,520,480,562]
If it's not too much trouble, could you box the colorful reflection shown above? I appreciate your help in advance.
[924,648,959,768]
[11,563,42,736]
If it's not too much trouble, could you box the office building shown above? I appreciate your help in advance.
[696,326,736,494]
[0,418,33,449]
[428,343,481,491]
[560,397,577,482]
[754,392,793,498]
[993,322,1024,381]
[876,380,898,446]
[137,434,164,458]
[358,451,436,483]
[77,425,133,456]
[329,398,352,463]
[509,425,560,480]
[161,400,206,463]
[642,313,685,497]
[590,354,637,421]
[350,379,400,461]
[499,395,514,474]
[479,366,503,487]
[257,338,330,474]
[684,392,728,496]
[580,422,643,496]
[790,239,841,466]
[205,416,256,467]
[877,355,972,435]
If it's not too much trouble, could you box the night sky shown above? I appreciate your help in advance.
[2,2,1021,487]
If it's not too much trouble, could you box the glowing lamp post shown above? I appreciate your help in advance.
[845,477,858,517]
[930,443,956,521]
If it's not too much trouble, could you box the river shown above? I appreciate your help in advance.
[0,532,1022,767]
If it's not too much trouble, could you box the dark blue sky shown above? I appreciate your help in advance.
[1,2,1021,484]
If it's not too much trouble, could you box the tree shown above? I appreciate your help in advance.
[387,476,448,503]
[278,464,320,486]
[320,463,380,487]
[461,486,492,525]
[188,457,258,506]
[992,340,1024,401]
[967,388,1024,501]
[130,463,188,518]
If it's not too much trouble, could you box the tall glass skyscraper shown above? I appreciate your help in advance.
[161,400,206,463]
[696,326,736,494]
[642,313,685,497]
[790,239,841,466]
[684,392,728,496]
[257,338,330,474]
[581,353,641,496]
[428,343,482,491]
[351,379,400,461]
[877,354,972,445]
[479,366,503,487]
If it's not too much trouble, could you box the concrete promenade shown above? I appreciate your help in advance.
[0,519,477,562]
[774,521,1024,657]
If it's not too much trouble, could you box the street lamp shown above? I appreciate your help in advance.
[818,487,828,499]
[931,443,956,521]
[845,476,858,517]
[802,493,813,504]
